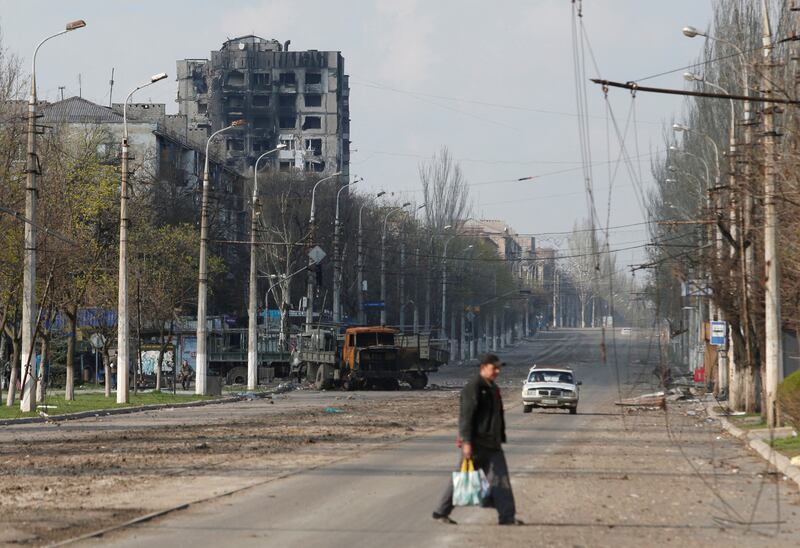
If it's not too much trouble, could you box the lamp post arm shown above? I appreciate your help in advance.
[31,30,69,98]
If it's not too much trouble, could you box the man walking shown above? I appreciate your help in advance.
[432,353,522,525]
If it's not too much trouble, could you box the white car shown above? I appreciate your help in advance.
[620,327,632,335]
[521,366,581,415]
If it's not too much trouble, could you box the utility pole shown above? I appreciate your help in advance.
[333,178,360,325]
[381,203,410,325]
[414,242,420,333]
[761,1,782,427]
[196,120,245,395]
[20,20,86,412]
[356,191,385,325]
[552,268,559,329]
[108,67,115,108]
[118,73,168,404]
[247,145,285,391]
[305,172,341,332]
[399,238,405,330]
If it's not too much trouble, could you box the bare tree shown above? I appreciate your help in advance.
[419,146,471,232]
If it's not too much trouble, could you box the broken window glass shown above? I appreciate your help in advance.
[304,94,322,107]
[278,94,295,107]
[252,95,269,107]
[227,139,245,152]
[279,116,296,129]
[279,72,297,86]
[305,138,322,156]
[253,72,270,88]
[225,71,245,87]
[302,116,321,130]
[305,72,322,85]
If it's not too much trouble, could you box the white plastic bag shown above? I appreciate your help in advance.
[452,459,484,506]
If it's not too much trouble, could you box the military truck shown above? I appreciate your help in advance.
[292,327,449,390]
[395,333,449,389]
[292,326,402,390]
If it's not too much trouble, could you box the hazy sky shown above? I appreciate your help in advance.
[0,0,715,267]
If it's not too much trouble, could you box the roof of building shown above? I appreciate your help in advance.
[40,96,123,124]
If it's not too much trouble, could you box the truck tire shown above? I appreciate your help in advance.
[226,366,247,386]
[569,406,577,415]
[314,365,333,390]
[408,372,428,390]
[523,405,533,414]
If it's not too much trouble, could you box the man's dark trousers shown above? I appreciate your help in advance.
[434,446,516,522]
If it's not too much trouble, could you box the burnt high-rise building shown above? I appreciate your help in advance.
[177,35,350,178]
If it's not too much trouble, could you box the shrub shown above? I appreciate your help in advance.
[777,369,800,430]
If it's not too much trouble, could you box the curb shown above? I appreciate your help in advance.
[707,403,800,489]
[0,391,274,427]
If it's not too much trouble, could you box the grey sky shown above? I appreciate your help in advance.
[0,0,715,266]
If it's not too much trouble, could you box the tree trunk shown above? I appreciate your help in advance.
[6,337,20,407]
[65,314,76,401]
[0,332,6,403]
[36,336,48,402]
[155,327,164,391]
[580,297,586,328]
[103,348,111,398]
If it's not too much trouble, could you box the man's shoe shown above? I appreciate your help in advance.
[498,518,525,526]
[432,512,457,525]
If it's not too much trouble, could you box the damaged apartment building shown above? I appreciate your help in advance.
[176,35,350,180]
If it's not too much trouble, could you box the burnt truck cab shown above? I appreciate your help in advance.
[341,326,401,390]
[294,326,401,390]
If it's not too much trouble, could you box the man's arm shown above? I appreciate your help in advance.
[458,381,478,458]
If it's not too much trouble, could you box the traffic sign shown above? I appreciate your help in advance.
[710,321,727,346]
[308,246,326,265]
[89,333,106,349]
[362,301,385,310]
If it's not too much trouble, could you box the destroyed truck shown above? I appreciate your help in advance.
[291,326,449,390]
[395,333,450,389]
[291,326,402,390]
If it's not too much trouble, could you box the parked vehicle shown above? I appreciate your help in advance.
[521,365,581,414]
[293,327,449,390]
[396,333,449,389]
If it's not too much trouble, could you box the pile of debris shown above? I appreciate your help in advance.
[615,388,700,410]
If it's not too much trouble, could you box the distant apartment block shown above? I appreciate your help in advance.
[176,35,350,178]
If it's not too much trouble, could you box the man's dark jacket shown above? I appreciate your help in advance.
[459,374,506,450]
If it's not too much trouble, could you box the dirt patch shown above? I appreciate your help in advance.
[0,392,459,545]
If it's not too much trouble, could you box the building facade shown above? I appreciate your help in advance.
[176,35,350,179]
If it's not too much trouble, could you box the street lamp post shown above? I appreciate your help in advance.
[117,72,168,404]
[20,19,86,413]
[441,233,458,341]
[381,203,411,325]
[195,120,246,395]
[305,172,342,331]
[426,225,451,333]
[246,144,286,391]
[398,204,425,331]
[358,191,386,324]
[333,177,361,324]
[683,28,756,413]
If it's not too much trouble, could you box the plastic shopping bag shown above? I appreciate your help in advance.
[452,458,484,506]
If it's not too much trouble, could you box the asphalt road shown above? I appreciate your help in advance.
[85,329,800,548]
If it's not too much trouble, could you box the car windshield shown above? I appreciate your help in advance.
[528,371,574,384]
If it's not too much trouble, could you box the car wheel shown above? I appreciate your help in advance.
[523,405,533,414]
[569,407,577,415]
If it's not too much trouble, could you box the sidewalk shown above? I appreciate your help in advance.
[707,403,800,489]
